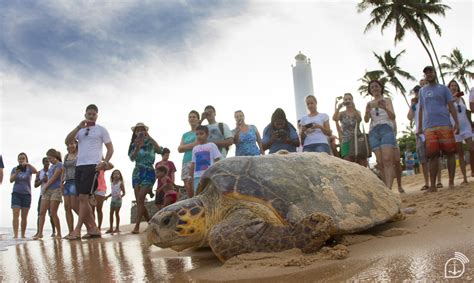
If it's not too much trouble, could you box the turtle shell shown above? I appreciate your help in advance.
[200,152,401,234]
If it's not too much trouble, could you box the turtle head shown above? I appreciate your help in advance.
[147,198,207,251]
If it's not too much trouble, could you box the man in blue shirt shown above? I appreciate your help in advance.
[418,66,459,192]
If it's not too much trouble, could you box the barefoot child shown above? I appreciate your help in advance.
[154,166,177,210]
[105,170,125,233]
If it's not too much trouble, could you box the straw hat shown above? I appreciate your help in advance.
[131,122,149,131]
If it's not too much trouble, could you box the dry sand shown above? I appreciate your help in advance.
[0,168,472,282]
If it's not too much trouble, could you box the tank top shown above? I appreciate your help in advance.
[63,154,77,181]
[111,181,122,200]
[369,99,394,130]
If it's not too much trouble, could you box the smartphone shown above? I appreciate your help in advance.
[455,92,464,97]
[85,121,95,127]
[304,123,314,128]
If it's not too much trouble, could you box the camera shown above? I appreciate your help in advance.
[17,165,27,172]
[304,123,314,128]
[275,129,287,138]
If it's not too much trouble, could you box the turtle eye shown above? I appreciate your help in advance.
[162,216,171,226]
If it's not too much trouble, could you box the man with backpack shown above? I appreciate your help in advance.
[200,105,233,158]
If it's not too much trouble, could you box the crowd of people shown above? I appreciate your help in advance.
[2,65,473,240]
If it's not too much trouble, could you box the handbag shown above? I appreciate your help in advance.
[349,122,371,159]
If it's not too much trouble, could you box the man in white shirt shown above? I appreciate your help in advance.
[64,104,114,240]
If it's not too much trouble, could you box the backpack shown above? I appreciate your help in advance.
[218,122,230,153]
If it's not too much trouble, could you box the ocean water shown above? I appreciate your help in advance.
[0,227,51,251]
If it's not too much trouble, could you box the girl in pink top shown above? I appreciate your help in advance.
[92,162,114,231]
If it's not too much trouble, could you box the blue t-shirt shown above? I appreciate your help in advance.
[11,167,33,195]
[262,122,299,154]
[181,131,197,164]
[47,162,63,190]
[419,84,454,129]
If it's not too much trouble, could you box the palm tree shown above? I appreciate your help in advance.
[357,0,450,83]
[441,48,474,93]
[373,50,415,107]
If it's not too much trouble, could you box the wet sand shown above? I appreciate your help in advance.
[0,169,473,282]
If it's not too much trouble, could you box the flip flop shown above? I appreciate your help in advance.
[420,185,429,191]
[82,233,101,239]
[131,230,140,234]
[64,234,81,241]
[398,188,406,194]
[436,183,443,188]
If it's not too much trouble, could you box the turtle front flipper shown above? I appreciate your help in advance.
[208,209,337,261]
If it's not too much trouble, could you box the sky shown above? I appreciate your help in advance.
[0,0,473,229]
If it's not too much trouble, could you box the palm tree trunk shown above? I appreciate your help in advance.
[414,33,437,81]
[400,92,410,108]
[427,37,445,85]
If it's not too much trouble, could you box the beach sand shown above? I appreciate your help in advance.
[0,168,472,282]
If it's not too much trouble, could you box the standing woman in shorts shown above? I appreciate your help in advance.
[449,79,474,183]
[10,152,37,239]
[177,110,200,198]
[61,139,79,236]
[34,149,63,240]
[92,161,114,230]
[364,80,397,190]
[128,122,161,234]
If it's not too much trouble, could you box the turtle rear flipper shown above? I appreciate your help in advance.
[209,210,336,261]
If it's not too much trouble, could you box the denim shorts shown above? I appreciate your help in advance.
[63,180,77,196]
[11,192,31,209]
[110,198,122,208]
[303,143,330,154]
[368,124,397,151]
[193,177,201,194]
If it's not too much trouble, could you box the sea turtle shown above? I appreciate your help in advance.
[147,152,401,261]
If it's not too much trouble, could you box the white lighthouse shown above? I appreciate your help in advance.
[292,52,314,123]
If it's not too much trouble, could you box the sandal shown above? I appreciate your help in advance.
[131,230,140,234]
[64,234,81,241]
[398,188,406,194]
[82,233,101,239]
[436,183,443,188]
[420,185,429,191]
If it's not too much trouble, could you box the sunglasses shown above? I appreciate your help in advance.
[458,104,462,113]
[85,128,90,136]
[375,107,380,116]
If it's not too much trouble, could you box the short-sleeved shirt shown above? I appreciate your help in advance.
[262,122,299,154]
[11,167,33,195]
[232,125,260,156]
[191,143,221,178]
[155,160,177,180]
[47,162,63,190]
[206,122,233,158]
[419,84,454,129]
[300,113,330,146]
[128,139,160,168]
[157,176,173,192]
[76,124,112,166]
[181,131,196,164]
[0,155,4,168]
